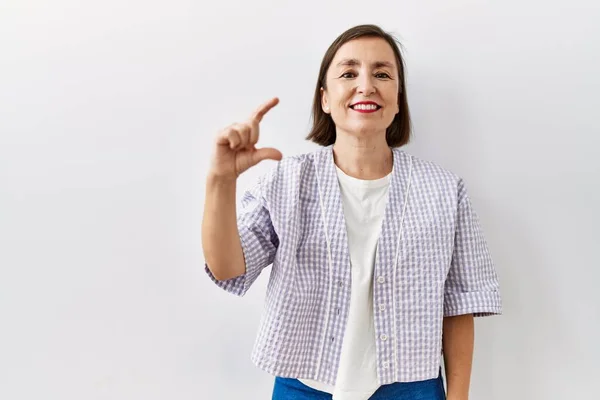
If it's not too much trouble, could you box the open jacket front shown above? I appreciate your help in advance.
[205,144,502,386]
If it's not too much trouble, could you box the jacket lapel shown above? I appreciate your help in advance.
[313,145,351,274]
[375,148,412,276]
[313,146,412,277]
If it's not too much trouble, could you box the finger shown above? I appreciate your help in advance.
[216,128,232,145]
[249,122,259,146]
[216,125,240,145]
[227,129,242,150]
[251,97,279,123]
[232,123,252,149]
[251,147,283,165]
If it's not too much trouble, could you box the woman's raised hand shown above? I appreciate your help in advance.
[209,97,282,181]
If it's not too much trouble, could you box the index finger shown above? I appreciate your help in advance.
[251,97,279,123]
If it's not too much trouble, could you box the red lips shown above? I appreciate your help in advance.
[350,101,381,113]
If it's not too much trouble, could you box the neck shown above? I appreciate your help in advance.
[332,132,393,180]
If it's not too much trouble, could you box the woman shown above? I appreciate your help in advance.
[202,24,502,400]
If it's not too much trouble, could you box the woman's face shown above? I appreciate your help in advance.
[321,37,400,141]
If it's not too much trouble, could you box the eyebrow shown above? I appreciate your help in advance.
[336,58,395,69]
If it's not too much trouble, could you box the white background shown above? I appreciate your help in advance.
[1,1,599,399]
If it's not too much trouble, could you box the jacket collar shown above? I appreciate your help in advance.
[313,144,413,272]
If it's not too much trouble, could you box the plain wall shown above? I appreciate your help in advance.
[1,1,598,399]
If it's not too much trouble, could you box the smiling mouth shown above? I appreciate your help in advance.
[350,104,381,113]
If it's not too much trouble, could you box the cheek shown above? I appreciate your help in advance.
[385,95,399,114]
[385,87,398,101]
[337,100,349,112]
[326,85,351,103]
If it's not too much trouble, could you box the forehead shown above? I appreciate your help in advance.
[331,37,397,67]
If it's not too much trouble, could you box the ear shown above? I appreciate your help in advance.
[321,87,330,114]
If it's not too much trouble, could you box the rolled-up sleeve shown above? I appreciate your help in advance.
[444,179,502,317]
[204,175,279,297]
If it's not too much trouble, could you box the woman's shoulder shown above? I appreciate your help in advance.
[392,149,465,199]
[259,147,323,184]
[262,147,466,191]
[395,149,461,184]
[251,150,315,199]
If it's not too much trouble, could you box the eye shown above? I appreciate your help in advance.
[340,71,356,79]
[375,72,391,79]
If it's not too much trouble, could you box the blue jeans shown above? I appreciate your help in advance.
[272,370,446,400]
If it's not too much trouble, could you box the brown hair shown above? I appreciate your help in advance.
[305,24,412,147]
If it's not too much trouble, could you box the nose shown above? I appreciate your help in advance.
[356,74,376,96]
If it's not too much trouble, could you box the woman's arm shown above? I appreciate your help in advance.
[202,175,246,281]
[442,313,474,400]
[202,97,281,281]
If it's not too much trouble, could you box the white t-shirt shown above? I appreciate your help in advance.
[299,165,391,400]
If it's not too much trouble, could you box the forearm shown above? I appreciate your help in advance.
[442,314,474,400]
[202,175,246,281]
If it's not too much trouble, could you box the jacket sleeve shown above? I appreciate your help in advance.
[443,179,502,317]
[204,174,279,297]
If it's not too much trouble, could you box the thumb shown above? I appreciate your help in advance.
[252,147,283,165]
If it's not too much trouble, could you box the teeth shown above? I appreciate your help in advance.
[352,104,378,110]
